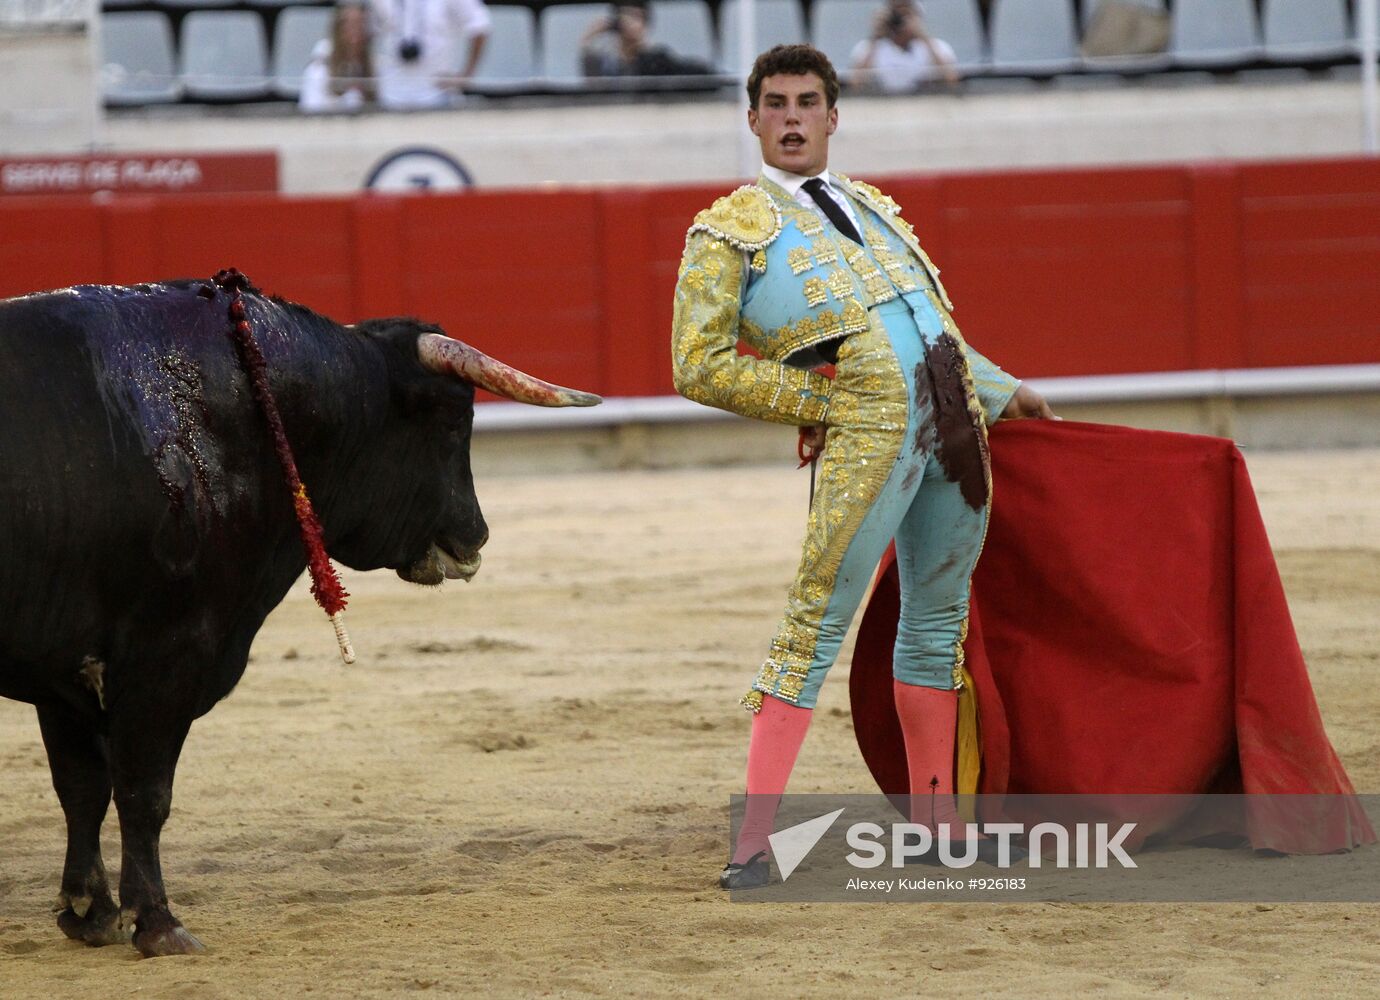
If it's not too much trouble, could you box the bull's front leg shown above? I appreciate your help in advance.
[108,704,204,957]
[35,703,125,946]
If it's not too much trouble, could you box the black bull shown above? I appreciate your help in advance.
[0,280,598,957]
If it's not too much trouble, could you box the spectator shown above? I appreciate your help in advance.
[300,2,376,113]
[579,0,712,78]
[850,0,960,93]
[369,0,491,110]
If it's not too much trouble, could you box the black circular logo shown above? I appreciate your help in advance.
[363,147,474,192]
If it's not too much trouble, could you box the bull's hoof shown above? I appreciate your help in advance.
[134,923,205,958]
[56,897,128,947]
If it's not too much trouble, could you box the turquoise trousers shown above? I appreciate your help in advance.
[747,293,992,710]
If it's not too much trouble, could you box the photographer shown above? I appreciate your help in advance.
[370,0,491,110]
[850,0,960,93]
[578,0,711,79]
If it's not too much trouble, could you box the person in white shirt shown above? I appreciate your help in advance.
[369,0,492,110]
[300,2,376,113]
[850,0,960,93]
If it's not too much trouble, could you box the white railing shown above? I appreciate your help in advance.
[472,364,1380,432]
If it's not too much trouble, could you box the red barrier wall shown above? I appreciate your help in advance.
[1,157,1376,399]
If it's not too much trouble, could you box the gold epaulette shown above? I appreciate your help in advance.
[687,185,782,252]
[842,176,903,217]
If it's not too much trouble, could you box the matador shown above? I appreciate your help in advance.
[669,44,1055,888]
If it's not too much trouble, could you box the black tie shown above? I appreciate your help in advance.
[802,177,863,246]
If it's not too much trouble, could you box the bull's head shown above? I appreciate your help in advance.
[402,334,598,585]
[338,322,599,587]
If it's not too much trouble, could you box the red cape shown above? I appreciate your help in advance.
[850,421,1374,854]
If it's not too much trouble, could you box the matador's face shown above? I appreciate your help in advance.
[748,72,838,178]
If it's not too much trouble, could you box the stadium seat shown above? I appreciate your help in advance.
[718,0,807,73]
[471,5,537,92]
[920,0,988,72]
[100,0,146,8]
[989,0,1080,75]
[272,5,333,99]
[159,0,233,8]
[1079,0,1172,73]
[808,0,875,76]
[1170,0,1262,68]
[539,3,608,82]
[648,0,715,68]
[1262,0,1356,63]
[181,11,272,100]
[102,11,182,105]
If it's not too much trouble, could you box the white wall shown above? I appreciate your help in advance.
[83,77,1369,195]
[0,3,98,155]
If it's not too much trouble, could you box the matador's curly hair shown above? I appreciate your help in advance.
[746,44,841,109]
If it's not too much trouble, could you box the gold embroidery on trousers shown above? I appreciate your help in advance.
[743,325,909,711]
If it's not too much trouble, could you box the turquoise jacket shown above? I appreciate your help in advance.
[671,174,1020,426]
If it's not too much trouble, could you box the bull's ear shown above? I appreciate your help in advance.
[416,333,601,408]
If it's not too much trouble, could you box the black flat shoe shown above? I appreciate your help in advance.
[905,838,1028,867]
[718,851,771,890]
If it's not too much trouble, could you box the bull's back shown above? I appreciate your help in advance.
[0,284,274,678]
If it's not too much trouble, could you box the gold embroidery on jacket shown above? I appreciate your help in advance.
[687,185,782,251]
[846,178,903,217]
[817,309,843,340]
[838,174,955,310]
[803,276,828,307]
[671,230,831,426]
[788,246,813,275]
[842,299,869,334]
[812,238,839,265]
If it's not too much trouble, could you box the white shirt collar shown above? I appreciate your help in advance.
[761,164,841,198]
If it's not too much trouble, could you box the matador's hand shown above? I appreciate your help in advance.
[1000,384,1057,421]
[797,424,826,466]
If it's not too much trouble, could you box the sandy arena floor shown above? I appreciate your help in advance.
[2,444,1377,998]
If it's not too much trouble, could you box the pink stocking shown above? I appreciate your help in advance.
[731,695,813,864]
[892,681,970,835]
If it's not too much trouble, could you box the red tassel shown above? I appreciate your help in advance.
[217,269,350,625]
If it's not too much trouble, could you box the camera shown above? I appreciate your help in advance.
[398,38,423,62]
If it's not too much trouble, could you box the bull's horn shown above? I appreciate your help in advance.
[416,334,601,408]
